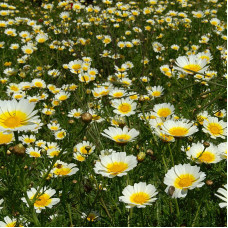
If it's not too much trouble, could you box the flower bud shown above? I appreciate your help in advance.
[137,152,146,162]
[203,142,210,148]
[81,112,93,123]
[11,144,25,155]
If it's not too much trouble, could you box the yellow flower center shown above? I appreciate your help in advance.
[58,95,68,101]
[34,193,52,208]
[196,151,215,163]
[130,192,150,205]
[38,38,46,43]
[73,112,80,117]
[174,174,196,189]
[113,92,123,97]
[25,49,33,54]
[152,91,161,97]
[80,75,90,82]
[57,132,66,138]
[80,146,92,154]
[168,127,189,137]
[106,161,128,175]
[183,64,202,73]
[54,167,71,175]
[72,64,81,70]
[87,213,97,222]
[30,151,41,157]
[49,150,60,157]
[207,123,223,136]
[113,134,131,143]
[34,82,43,87]
[0,132,14,144]
[0,111,28,129]
[75,154,86,162]
[6,222,16,227]
[118,103,131,113]
[157,108,171,117]
[199,56,210,62]
[24,138,35,143]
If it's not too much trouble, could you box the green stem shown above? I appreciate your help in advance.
[168,143,175,166]
[67,203,73,227]
[128,208,133,227]
[174,198,180,224]
[100,197,114,225]
[14,131,19,144]
[191,201,202,227]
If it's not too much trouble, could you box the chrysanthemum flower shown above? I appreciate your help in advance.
[164,164,206,198]
[74,141,95,155]
[111,98,137,116]
[22,187,60,213]
[119,182,158,208]
[161,119,198,137]
[68,60,83,74]
[68,108,83,118]
[54,129,66,140]
[35,33,48,43]
[26,147,41,158]
[51,160,79,177]
[202,117,227,139]
[19,134,36,145]
[153,103,175,118]
[73,152,86,162]
[215,184,227,208]
[0,216,18,227]
[94,152,137,178]
[47,148,61,158]
[186,142,222,164]
[101,126,139,144]
[0,99,40,131]
[174,54,209,74]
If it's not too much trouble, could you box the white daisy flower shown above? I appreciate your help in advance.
[101,126,139,144]
[119,182,158,208]
[111,98,137,116]
[161,119,198,137]
[186,142,222,164]
[94,152,137,178]
[202,117,227,139]
[0,99,40,132]
[51,160,79,177]
[22,187,60,213]
[174,54,209,74]
[26,147,41,158]
[74,141,95,155]
[153,103,175,118]
[164,164,206,198]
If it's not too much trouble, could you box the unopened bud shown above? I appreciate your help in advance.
[137,152,146,162]
[72,180,77,184]
[168,186,175,196]
[11,144,25,155]
[203,142,210,148]
[206,179,213,185]
[146,149,154,156]
[81,112,93,123]
[68,119,75,124]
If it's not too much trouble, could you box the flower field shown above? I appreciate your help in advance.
[0,0,227,227]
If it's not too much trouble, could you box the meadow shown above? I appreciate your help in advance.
[0,0,227,227]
